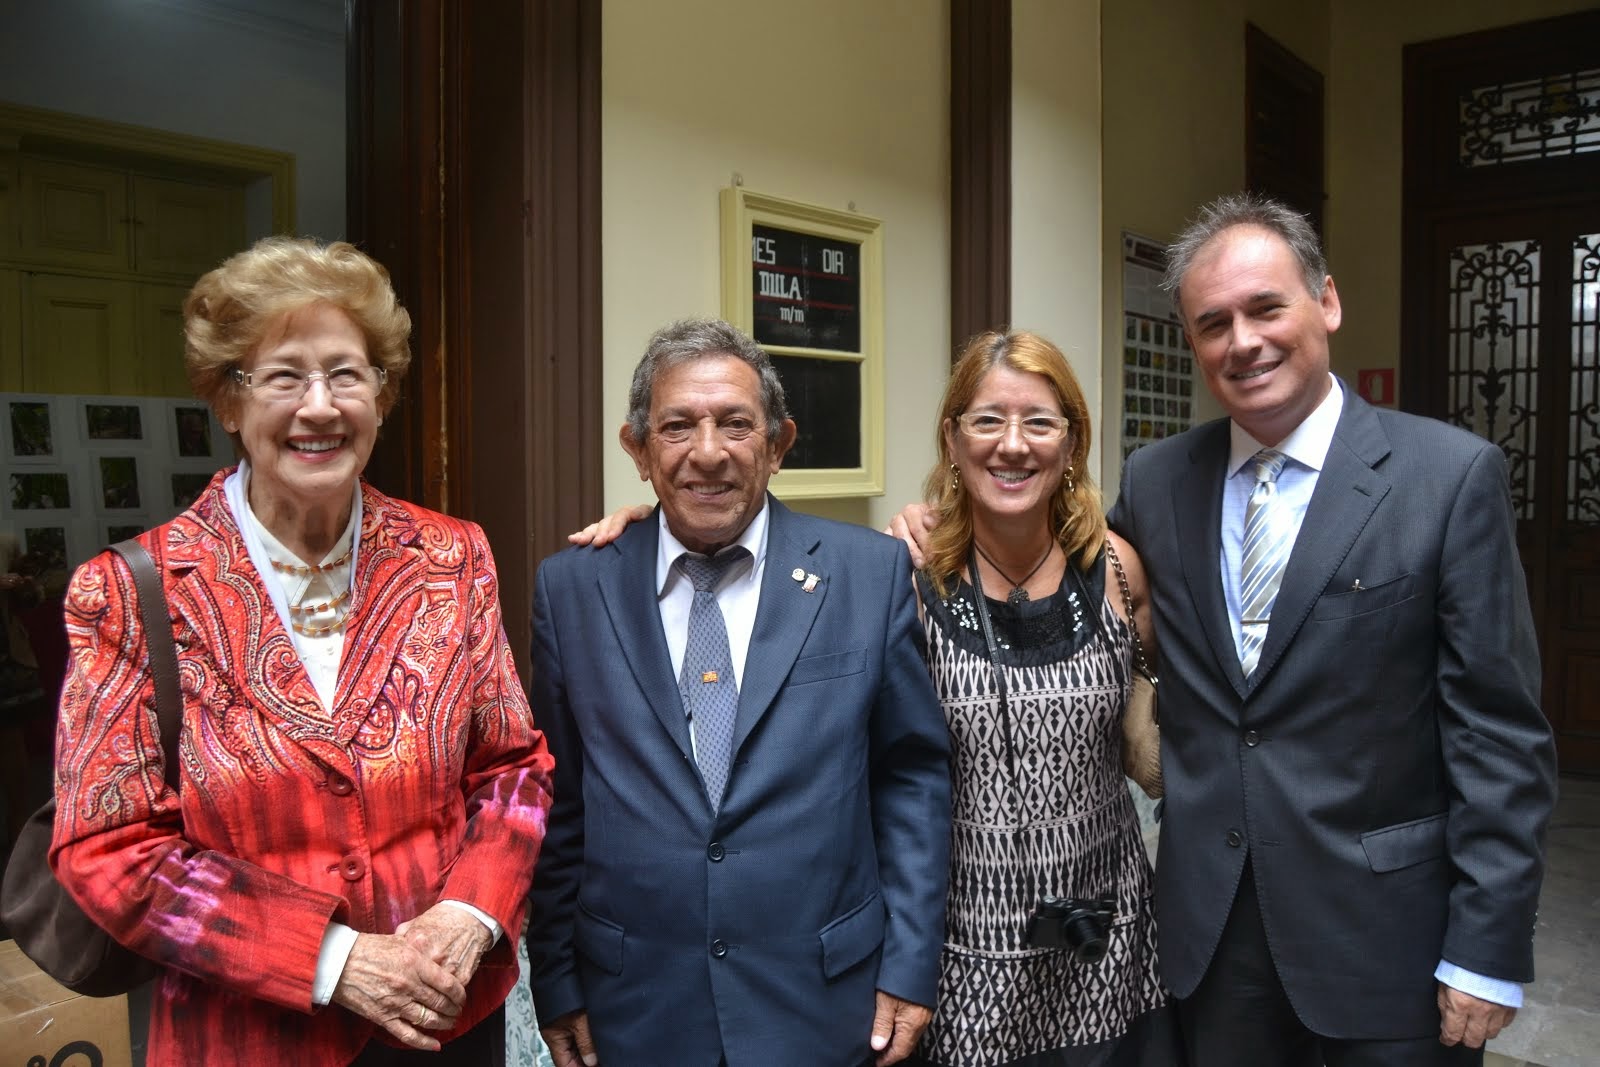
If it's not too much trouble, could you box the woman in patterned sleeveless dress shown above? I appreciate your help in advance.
[906,330,1178,1066]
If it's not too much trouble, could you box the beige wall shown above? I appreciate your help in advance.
[1099,0,1330,501]
[1325,0,1598,392]
[1011,0,1104,483]
[601,0,950,529]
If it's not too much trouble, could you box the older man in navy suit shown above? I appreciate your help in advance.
[527,319,951,1067]
[1107,194,1556,1065]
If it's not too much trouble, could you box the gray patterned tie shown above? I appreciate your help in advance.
[1239,449,1291,677]
[678,548,750,809]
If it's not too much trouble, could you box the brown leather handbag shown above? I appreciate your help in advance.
[1,540,179,996]
[1106,539,1162,799]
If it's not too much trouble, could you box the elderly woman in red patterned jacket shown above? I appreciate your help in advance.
[48,237,554,1067]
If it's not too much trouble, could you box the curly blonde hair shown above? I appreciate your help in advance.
[921,330,1105,598]
[183,237,412,442]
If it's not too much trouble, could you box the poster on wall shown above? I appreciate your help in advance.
[1120,232,1195,460]
[721,186,884,499]
[0,393,234,575]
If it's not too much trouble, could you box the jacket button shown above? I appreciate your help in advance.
[707,842,725,862]
[328,775,354,796]
[1244,731,1260,748]
[341,855,367,880]
[1226,829,1243,848]
[710,939,727,958]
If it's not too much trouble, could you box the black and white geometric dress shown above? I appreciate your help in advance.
[913,556,1175,1067]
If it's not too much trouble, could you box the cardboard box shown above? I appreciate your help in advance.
[0,940,132,1067]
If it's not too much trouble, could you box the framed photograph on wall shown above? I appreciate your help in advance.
[5,396,59,461]
[82,402,145,442]
[96,456,144,511]
[173,404,216,458]
[23,525,71,571]
[720,187,884,499]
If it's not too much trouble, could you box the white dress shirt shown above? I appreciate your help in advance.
[1216,375,1520,1009]
[653,503,770,757]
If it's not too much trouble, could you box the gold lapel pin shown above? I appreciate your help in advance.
[802,573,820,593]
[791,567,806,582]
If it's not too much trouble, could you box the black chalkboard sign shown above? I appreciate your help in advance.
[772,355,861,469]
[750,224,861,353]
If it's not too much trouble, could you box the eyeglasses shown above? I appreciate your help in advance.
[652,416,766,445]
[956,412,1070,441]
[231,365,387,403]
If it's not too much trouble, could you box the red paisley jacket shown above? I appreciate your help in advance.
[49,471,554,1067]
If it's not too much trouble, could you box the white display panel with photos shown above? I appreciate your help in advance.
[2,393,233,572]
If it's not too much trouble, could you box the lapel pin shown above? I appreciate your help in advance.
[1351,579,1364,591]
[791,567,806,582]
[802,573,820,593]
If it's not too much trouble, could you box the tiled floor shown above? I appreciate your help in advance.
[1482,776,1600,1067]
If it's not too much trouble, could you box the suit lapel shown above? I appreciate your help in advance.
[332,485,426,730]
[1248,385,1392,688]
[732,498,824,756]
[1174,422,1248,698]
[597,516,696,761]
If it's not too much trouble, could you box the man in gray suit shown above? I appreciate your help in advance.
[1106,194,1556,1065]
[527,319,951,1067]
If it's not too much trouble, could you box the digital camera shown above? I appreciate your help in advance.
[1024,894,1115,963]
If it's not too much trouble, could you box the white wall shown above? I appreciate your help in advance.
[0,0,345,240]
[1011,0,1103,493]
[601,0,951,528]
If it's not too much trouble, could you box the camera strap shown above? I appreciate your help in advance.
[966,545,1124,909]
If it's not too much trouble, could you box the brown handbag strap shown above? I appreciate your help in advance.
[1104,537,1154,683]
[110,540,182,789]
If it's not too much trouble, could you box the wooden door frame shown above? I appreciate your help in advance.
[1401,9,1600,774]
[950,0,1011,356]
[347,0,602,677]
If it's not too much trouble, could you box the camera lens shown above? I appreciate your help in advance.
[1062,910,1109,963]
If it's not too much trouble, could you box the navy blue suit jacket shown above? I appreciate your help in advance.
[526,497,951,1066]
[1109,382,1556,1038]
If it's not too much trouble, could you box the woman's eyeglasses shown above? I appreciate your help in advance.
[956,412,1069,442]
[231,365,387,402]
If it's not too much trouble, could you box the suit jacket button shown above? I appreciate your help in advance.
[1226,829,1243,848]
[708,842,725,862]
[710,939,728,958]
[1244,730,1260,748]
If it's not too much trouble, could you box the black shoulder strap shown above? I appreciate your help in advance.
[110,540,182,789]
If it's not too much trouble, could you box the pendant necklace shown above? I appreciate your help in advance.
[972,541,1055,604]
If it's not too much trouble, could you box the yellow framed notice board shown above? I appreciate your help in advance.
[720,188,883,498]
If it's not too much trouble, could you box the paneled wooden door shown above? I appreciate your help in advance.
[1403,11,1600,774]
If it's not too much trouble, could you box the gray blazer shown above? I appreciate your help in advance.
[1109,380,1556,1038]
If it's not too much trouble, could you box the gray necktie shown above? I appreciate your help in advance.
[678,548,750,809]
[1239,449,1291,677]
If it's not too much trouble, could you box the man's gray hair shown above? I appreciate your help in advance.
[1163,193,1328,311]
[625,318,790,443]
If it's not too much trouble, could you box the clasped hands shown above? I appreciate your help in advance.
[331,903,493,1052]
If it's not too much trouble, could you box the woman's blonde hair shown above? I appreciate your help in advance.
[183,237,412,443]
[921,329,1104,597]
